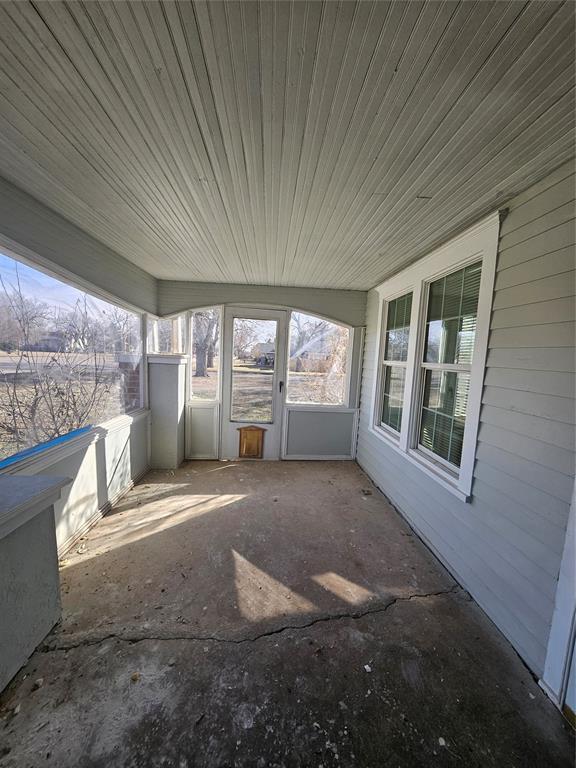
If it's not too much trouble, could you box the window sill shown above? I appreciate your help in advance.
[373,423,401,446]
[285,403,354,411]
[368,425,471,503]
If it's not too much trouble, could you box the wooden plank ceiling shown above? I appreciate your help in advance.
[0,0,574,290]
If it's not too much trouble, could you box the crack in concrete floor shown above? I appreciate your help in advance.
[43,586,462,652]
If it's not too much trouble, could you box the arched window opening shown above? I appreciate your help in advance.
[287,311,350,405]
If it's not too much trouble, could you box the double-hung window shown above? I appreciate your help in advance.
[379,292,412,434]
[418,262,481,470]
[372,213,500,501]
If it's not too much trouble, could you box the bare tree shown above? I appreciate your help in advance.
[232,318,258,360]
[0,274,115,457]
[286,313,349,404]
[104,305,140,353]
[0,295,19,352]
[0,274,50,350]
[54,296,99,352]
[206,319,219,369]
[193,310,219,377]
[290,314,330,371]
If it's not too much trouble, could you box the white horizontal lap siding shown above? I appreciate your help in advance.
[357,160,576,677]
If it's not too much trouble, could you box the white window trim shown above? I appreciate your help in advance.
[369,212,501,502]
[374,287,415,442]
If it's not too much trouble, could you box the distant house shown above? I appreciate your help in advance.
[291,336,332,362]
[290,335,335,372]
[252,342,275,368]
[21,331,68,353]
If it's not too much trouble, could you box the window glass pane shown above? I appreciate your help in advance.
[147,316,184,354]
[287,312,350,404]
[462,262,482,315]
[424,262,481,364]
[384,292,412,362]
[190,308,220,400]
[0,253,142,461]
[231,318,277,422]
[419,370,470,467]
[381,365,406,432]
[427,277,444,321]
[442,268,464,319]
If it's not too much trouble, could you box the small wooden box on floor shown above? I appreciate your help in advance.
[237,425,266,459]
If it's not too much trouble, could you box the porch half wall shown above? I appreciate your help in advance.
[356,160,575,677]
[1,410,150,554]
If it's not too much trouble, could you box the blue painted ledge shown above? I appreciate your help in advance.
[0,426,92,470]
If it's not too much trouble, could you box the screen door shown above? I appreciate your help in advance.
[221,307,287,459]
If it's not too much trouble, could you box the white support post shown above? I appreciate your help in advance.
[147,354,188,470]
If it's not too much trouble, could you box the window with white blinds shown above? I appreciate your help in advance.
[372,213,499,500]
[418,262,481,469]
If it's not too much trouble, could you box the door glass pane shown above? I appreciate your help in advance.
[231,318,277,422]
[381,366,406,432]
[419,370,470,467]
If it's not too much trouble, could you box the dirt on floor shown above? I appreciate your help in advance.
[0,461,573,767]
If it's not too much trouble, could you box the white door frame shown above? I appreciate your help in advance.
[220,306,287,460]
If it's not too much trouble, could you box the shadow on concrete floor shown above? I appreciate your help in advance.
[0,461,573,767]
[55,460,452,644]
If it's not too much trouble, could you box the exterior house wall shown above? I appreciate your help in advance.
[356,161,575,676]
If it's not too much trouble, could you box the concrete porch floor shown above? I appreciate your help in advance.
[0,461,573,767]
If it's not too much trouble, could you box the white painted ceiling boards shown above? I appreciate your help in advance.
[0,1,574,290]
